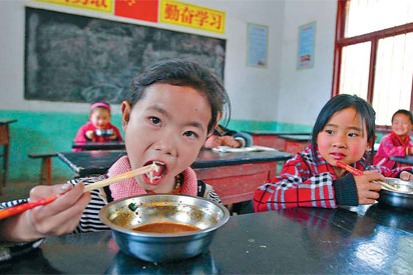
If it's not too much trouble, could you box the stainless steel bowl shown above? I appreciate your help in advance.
[95,129,114,137]
[99,194,230,263]
[377,178,413,209]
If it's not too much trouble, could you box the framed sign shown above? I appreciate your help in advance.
[297,21,316,70]
[246,23,268,68]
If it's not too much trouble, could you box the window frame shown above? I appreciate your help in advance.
[332,0,413,131]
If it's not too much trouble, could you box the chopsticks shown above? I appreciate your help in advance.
[0,163,158,220]
[336,161,399,191]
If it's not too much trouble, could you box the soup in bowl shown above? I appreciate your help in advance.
[99,194,230,263]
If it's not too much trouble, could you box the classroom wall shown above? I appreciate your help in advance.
[0,0,336,181]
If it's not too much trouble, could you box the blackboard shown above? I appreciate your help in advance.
[24,7,226,103]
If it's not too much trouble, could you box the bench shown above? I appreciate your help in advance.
[28,153,58,185]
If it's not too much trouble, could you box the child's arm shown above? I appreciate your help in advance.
[254,155,338,211]
[107,124,123,141]
[0,184,90,242]
[204,135,222,149]
[74,124,93,142]
[351,171,383,205]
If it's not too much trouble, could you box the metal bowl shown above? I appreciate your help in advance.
[99,194,230,263]
[95,129,114,137]
[377,178,413,209]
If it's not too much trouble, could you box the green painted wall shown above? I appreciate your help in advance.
[1,110,124,181]
[0,110,312,182]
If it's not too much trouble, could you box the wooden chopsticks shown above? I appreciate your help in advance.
[0,163,158,220]
[336,161,399,191]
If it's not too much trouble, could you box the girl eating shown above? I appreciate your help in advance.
[254,94,413,211]
[0,59,230,242]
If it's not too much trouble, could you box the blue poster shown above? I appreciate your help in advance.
[297,21,316,69]
[247,23,268,68]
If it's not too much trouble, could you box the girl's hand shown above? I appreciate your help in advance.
[220,136,242,148]
[204,135,222,149]
[85,130,94,140]
[400,171,413,181]
[354,171,384,205]
[1,183,91,242]
[109,133,119,140]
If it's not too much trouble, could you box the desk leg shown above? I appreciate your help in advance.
[40,157,52,185]
[3,143,9,187]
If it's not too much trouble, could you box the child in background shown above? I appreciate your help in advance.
[0,59,229,242]
[373,109,413,168]
[203,124,253,149]
[73,101,123,143]
[254,94,413,211]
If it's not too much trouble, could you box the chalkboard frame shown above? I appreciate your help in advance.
[24,7,226,103]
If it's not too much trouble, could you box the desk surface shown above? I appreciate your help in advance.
[0,119,17,125]
[245,130,311,136]
[58,149,292,177]
[390,156,413,165]
[72,141,125,151]
[2,204,412,274]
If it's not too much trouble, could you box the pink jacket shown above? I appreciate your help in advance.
[74,121,123,143]
[373,131,413,168]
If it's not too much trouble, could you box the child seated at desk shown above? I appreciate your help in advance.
[203,124,253,149]
[73,101,123,144]
[0,59,229,243]
[254,94,413,211]
[373,109,413,168]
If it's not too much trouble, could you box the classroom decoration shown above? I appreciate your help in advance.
[24,7,226,103]
[246,23,268,68]
[297,21,316,70]
[32,0,113,13]
[114,0,159,23]
[160,0,225,34]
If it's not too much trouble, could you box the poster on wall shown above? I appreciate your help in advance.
[246,23,268,68]
[24,8,226,103]
[297,21,316,70]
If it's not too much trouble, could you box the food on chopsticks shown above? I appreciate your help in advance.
[336,161,411,193]
[0,163,159,220]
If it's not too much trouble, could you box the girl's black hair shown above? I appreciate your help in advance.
[311,94,376,158]
[392,109,413,124]
[129,59,230,134]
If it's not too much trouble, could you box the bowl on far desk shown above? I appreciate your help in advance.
[99,194,230,263]
[95,129,114,137]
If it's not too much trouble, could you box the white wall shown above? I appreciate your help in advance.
[277,0,337,126]
[0,0,337,126]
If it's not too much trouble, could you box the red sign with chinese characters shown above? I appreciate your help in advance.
[114,0,159,23]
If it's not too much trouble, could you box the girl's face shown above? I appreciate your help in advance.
[122,83,211,193]
[90,108,111,129]
[317,107,371,177]
[392,113,412,138]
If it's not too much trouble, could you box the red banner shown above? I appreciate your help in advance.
[115,0,159,22]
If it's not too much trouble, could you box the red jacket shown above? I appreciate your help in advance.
[73,121,123,143]
[254,145,410,211]
[373,131,413,168]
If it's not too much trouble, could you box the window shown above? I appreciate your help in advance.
[333,0,413,127]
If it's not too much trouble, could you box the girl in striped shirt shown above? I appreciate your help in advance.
[1,59,229,242]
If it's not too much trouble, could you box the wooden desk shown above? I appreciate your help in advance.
[58,149,292,205]
[277,134,311,154]
[390,156,413,167]
[72,141,125,151]
[0,119,17,193]
[246,131,311,151]
[3,204,413,274]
